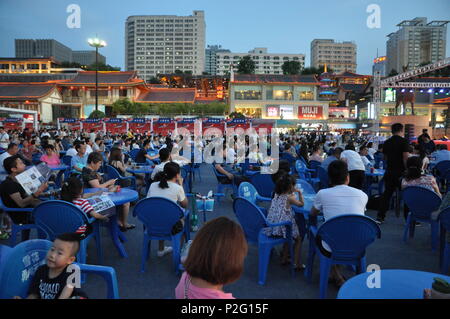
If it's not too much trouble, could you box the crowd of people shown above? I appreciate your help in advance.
[0,123,449,299]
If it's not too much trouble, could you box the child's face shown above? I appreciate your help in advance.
[46,239,76,269]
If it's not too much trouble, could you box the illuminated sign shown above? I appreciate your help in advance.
[266,106,279,117]
[298,106,323,119]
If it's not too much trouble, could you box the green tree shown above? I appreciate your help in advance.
[174,69,184,74]
[237,56,256,74]
[88,110,106,119]
[282,61,301,75]
[229,111,245,119]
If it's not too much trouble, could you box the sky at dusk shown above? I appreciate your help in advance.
[0,0,449,74]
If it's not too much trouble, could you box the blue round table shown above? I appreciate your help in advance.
[337,269,450,299]
[126,166,154,175]
[84,188,139,258]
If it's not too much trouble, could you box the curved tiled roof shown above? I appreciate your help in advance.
[335,71,371,78]
[136,88,196,103]
[233,74,319,84]
[64,71,143,85]
[0,83,56,101]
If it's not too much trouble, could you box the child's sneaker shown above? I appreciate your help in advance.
[157,246,173,257]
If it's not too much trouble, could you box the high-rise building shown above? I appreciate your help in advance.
[125,10,206,80]
[72,50,106,66]
[310,39,357,73]
[15,39,73,63]
[386,17,449,74]
[205,45,230,75]
[372,56,387,77]
[216,48,305,75]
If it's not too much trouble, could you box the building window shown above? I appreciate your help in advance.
[267,86,293,100]
[296,87,314,100]
[234,85,262,100]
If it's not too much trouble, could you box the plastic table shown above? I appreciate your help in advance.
[84,188,139,258]
[364,169,385,196]
[337,269,450,299]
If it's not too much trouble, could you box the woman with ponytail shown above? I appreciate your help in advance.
[147,161,188,257]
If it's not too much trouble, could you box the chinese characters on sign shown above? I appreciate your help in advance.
[298,106,323,120]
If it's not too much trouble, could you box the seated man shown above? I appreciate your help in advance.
[71,143,88,174]
[310,160,368,287]
[135,140,159,164]
[321,147,343,172]
[0,155,48,241]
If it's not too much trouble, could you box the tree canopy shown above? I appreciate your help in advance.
[237,56,256,74]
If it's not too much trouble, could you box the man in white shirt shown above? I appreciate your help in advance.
[310,160,368,286]
[0,143,19,172]
[340,144,366,190]
[359,145,372,169]
[0,127,9,150]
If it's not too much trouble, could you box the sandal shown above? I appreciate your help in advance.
[119,225,128,232]
[125,224,136,230]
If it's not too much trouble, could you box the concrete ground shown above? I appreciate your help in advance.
[2,164,443,299]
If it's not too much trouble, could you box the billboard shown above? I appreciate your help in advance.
[298,106,323,120]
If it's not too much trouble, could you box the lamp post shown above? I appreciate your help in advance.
[88,37,107,112]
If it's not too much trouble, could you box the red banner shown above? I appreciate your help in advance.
[202,122,224,134]
[153,122,176,135]
[129,122,151,133]
[105,122,128,134]
[82,122,104,133]
[298,106,323,120]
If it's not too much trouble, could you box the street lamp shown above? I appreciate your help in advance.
[88,37,107,111]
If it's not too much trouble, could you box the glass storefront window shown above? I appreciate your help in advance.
[294,86,314,100]
[235,107,262,118]
[267,86,293,100]
[234,85,262,100]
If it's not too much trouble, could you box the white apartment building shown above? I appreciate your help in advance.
[310,39,357,73]
[125,10,206,80]
[216,48,305,75]
[386,17,448,74]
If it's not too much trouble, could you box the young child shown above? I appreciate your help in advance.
[61,177,109,237]
[264,173,305,270]
[18,233,87,299]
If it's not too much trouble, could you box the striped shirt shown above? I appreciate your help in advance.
[73,198,94,218]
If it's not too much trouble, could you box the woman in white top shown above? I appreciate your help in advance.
[147,162,188,257]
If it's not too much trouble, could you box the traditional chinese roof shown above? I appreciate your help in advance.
[61,71,144,86]
[136,88,196,103]
[233,74,319,85]
[335,71,371,78]
[0,83,57,101]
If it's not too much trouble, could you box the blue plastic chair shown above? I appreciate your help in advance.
[305,215,381,298]
[296,160,320,187]
[33,200,103,264]
[212,165,236,201]
[309,160,322,178]
[133,197,190,273]
[0,198,38,246]
[238,182,272,216]
[105,164,137,190]
[439,207,450,274]
[317,166,329,190]
[402,186,441,251]
[32,153,43,165]
[233,197,294,285]
[0,239,119,299]
[435,160,450,188]
[249,172,275,198]
[280,152,297,171]
[295,179,317,195]
[130,149,142,163]
[61,155,73,179]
